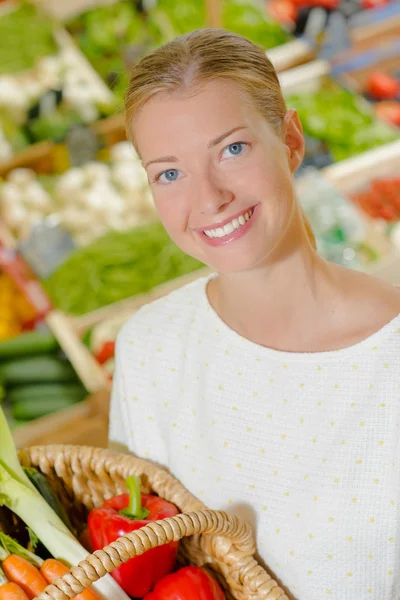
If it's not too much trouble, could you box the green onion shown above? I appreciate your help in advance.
[0,407,131,600]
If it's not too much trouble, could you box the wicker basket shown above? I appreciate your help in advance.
[17,445,289,600]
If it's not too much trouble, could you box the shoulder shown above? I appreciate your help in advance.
[334,266,400,331]
[117,274,211,350]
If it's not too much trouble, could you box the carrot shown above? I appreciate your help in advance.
[2,555,46,600]
[0,582,30,600]
[40,559,102,600]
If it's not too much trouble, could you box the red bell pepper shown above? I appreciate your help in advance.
[94,340,115,365]
[143,566,226,600]
[88,476,180,598]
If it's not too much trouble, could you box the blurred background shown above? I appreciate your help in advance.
[0,0,399,448]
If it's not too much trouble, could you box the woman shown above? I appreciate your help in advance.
[109,29,400,600]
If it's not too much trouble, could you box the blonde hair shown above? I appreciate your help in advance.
[125,28,316,249]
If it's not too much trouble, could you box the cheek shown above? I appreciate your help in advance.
[152,189,190,238]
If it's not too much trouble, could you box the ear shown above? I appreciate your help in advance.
[282,109,304,173]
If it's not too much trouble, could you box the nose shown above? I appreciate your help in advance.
[196,171,235,216]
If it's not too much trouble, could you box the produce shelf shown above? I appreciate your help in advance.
[55,267,211,394]
[0,3,116,174]
[0,113,126,178]
[348,1,400,53]
[12,388,110,447]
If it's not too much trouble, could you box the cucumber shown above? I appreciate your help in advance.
[12,395,82,420]
[0,356,78,386]
[7,383,86,404]
[0,330,59,360]
[23,467,76,534]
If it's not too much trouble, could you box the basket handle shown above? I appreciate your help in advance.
[34,509,258,600]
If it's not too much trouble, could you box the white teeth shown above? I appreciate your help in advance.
[203,209,253,239]
[224,222,234,235]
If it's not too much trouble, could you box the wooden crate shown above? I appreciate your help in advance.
[12,388,110,448]
[0,24,117,178]
[348,2,400,54]
[0,113,126,178]
[32,0,315,71]
[49,267,211,394]
[323,140,400,284]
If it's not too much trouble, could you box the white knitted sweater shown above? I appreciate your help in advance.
[109,275,400,600]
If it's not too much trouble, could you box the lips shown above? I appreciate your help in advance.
[193,206,256,234]
[203,208,254,239]
[197,205,259,247]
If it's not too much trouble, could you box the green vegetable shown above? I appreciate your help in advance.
[287,83,398,161]
[0,330,59,361]
[23,468,76,534]
[28,110,83,143]
[147,0,289,48]
[0,2,57,74]
[67,0,289,103]
[12,396,83,421]
[7,383,85,404]
[0,356,78,386]
[0,406,131,599]
[43,221,204,315]
[222,0,290,48]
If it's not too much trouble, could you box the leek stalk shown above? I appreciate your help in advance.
[0,408,130,600]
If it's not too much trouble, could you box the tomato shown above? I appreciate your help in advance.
[366,71,400,100]
[268,0,297,24]
[375,101,400,127]
[352,177,400,222]
[95,340,115,364]
[362,0,389,8]
[293,0,339,7]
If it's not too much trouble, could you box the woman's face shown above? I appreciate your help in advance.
[134,79,304,273]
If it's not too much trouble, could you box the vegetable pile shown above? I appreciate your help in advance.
[0,2,57,74]
[364,70,400,128]
[0,2,116,160]
[1,143,156,247]
[350,176,400,222]
[287,81,398,163]
[0,273,36,341]
[0,408,131,600]
[43,221,204,315]
[0,409,226,599]
[66,0,290,102]
[0,329,87,428]
[296,168,380,268]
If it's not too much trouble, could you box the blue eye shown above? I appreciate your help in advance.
[228,143,243,155]
[221,142,248,159]
[157,169,180,184]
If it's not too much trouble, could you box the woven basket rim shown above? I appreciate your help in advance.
[19,445,289,600]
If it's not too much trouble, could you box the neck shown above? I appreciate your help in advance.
[209,234,344,352]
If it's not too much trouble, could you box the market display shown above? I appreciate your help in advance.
[0,329,87,427]
[0,2,115,162]
[365,70,400,127]
[350,175,400,222]
[65,0,290,102]
[0,273,37,341]
[43,221,204,315]
[287,80,398,166]
[0,0,398,445]
[0,142,155,246]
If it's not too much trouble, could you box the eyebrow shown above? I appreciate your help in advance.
[143,125,247,169]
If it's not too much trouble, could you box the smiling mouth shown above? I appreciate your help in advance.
[203,208,255,239]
